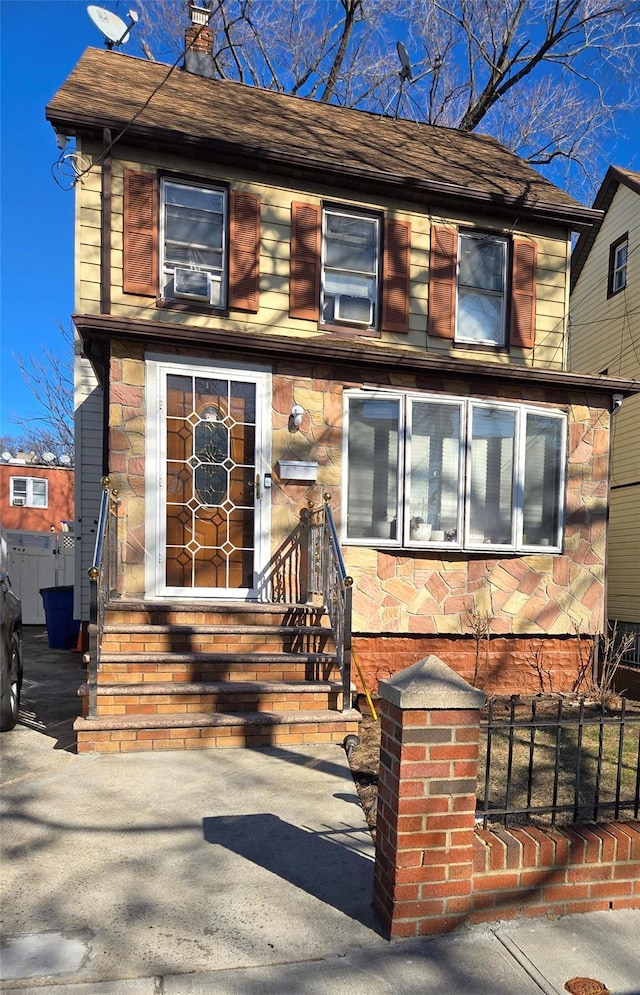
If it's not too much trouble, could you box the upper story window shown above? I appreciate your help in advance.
[429,226,537,351]
[123,169,260,313]
[321,209,380,328]
[456,233,508,346]
[161,179,227,308]
[608,233,628,297]
[343,392,566,553]
[290,201,411,335]
[10,476,48,508]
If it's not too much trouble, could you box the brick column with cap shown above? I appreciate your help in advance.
[373,654,485,937]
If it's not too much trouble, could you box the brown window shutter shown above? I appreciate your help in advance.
[290,201,320,321]
[382,218,411,334]
[229,191,261,312]
[510,238,537,349]
[428,225,457,339]
[123,170,158,297]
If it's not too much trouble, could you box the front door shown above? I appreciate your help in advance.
[146,357,271,599]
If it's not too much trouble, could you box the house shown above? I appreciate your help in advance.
[45,21,639,753]
[0,452,75,622]
[569,166,640,670]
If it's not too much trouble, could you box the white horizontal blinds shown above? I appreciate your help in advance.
[162,180,226,304]
[409,401,461,538]
[322,210,378,325]
[523,413,563,546]
[346,398,399,539]
[457,233,507,345]
[469,406,515,544]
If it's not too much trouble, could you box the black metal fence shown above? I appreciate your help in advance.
[477,695,640,829]
[610,620,640,669]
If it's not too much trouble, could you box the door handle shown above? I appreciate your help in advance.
[255,473,262,500]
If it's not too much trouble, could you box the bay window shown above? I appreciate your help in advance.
[344,392,566,551]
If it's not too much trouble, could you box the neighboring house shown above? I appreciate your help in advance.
[569,166,640,638]
[0,453,75,622]
[45,23,639,753]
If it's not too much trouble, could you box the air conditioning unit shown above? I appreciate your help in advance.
[12,497,25,506]
[174,268,212,302]
[333,294,373,326]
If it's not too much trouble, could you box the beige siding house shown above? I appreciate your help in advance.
[570,167,640,630]
[46,35,639,753]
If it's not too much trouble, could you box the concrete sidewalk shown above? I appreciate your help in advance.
[1,628,639,994]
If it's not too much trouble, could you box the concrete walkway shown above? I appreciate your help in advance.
[1,627,639,993]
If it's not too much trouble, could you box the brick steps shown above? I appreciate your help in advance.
[75,600,357,753]
[81,679,344,713]
[75,708,361,753]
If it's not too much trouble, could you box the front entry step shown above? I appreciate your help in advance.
[74,708,361,753]
[75,601,360,753]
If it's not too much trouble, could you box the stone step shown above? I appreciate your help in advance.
[100,623,333,655]
[103,602,329,627]
[97,651,340,684]
[74,708,361,753]
[81,679,344,716]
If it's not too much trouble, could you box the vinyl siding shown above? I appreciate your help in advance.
[570,180,640,622]
[75,142,570,370]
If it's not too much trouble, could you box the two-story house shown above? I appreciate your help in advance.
[45,25,638,753]
[569,166,640,685]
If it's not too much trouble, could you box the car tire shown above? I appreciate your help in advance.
[0,631,21,731]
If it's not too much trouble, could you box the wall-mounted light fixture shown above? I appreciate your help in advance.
[290,404,304,430]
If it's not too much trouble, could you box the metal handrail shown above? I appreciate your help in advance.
[87,476,118,718]
[307,493,353,713]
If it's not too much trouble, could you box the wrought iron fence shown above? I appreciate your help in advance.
[477,695,640,829]
[610,620,640,669]
[306,494,353,712]
[86,477,119,719]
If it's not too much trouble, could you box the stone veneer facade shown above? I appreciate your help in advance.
[108,341,609,696]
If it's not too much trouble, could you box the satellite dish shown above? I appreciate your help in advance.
[59,454,72,465]
[42,452,56,463]
[1,451,11,461]
[87,5,138,49]
[396,41,413,83]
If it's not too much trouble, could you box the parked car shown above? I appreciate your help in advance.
[1,568,23,731]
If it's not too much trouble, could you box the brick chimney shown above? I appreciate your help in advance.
[185,3,215,78]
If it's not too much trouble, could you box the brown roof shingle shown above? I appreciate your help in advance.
[46,47,599,229]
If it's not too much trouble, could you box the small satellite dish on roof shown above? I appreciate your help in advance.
[396,41,413,83]
[42,452,56,463]
[59,454,72,465]
[87,5,138,50]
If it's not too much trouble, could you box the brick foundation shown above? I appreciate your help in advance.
[354,633,590,696]
[372,655,639,939]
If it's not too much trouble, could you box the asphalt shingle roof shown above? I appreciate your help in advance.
[46,47,599,229]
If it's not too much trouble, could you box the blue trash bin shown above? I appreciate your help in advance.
[39,586,80,649]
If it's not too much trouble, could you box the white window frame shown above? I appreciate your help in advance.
[455,231,508,346]
[343,391,566,553]
[10,476,48,508]
[160,177,227,307]
[321,207,381,329]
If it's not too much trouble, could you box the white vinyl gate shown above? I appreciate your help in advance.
[3,530,76,624]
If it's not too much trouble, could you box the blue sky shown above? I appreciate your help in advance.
[1,0,639,440]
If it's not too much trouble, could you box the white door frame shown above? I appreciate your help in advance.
[145,354,272,601]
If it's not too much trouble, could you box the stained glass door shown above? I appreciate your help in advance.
[148,361,270,598]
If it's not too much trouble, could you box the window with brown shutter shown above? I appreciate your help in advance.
[123,170,158,297]
[428,226,538,350]
[428,225,458,339]
[229,191,260,312]
[509,239,537,350]
[290,201,321,321]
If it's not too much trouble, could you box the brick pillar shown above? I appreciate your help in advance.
[373,654,484,938]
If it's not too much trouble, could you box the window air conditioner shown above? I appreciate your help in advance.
[174,268,212,302]
[333,294,373,326]
[12,497,25,506]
